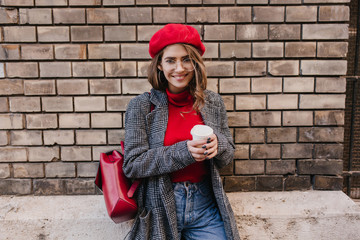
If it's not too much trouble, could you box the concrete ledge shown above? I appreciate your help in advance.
[1,191,359,240]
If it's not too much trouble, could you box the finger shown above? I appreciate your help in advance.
[206,150,218,159]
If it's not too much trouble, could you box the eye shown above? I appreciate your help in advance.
[166,59,175,64]
[183,58,191,63]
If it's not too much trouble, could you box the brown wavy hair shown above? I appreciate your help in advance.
[148,43,207,112]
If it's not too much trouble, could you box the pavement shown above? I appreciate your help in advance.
[1,191,360,240]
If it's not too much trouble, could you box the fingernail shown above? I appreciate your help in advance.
[202,145,206,149]
[203,151,208,155]
[207,137,211,141]
[207,140,211,144]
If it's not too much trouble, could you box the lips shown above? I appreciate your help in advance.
[172,74,188,81]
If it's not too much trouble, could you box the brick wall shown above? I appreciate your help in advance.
[0,0,350,195]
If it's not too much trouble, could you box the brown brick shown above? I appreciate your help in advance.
[317,42,348,58]
[205,61,234,77]
[0,64,4,78]
[121,44,150,59]
[92,146,120,161]
[282,144,313,159]
[154,7,185,23]
[61,146,92,161]
[236,24,268,40]
[204,25,235,41]
[0,45,20,60]
[298,159,342,175]
[316,77,346,93]
[285,42,316,58]
[235,128,264,143]
[107,96,133,111]
[2,0,34,6]
[42,97,73,112]
[314,175,342,190]
[0,131,7,145]
[137,26,163,41]
[226,112,249,127]
[20,8,52,24]
[73,62,104,77]
[24,80,56,96]
[284,77,314,93]
[203,43,218,59]
[252,77,282,93]
[45,162,75,178]
[220,43,250,59]
[137,62,150,77]
[103,0,134,5]
[36,0,67,6]
[270,0,301,3]
[55,44,86,60]
[39,62,71,78]
[91,113,122,128]
[299,127,344,142]
[0,179,31,195]
[74,97,105,112]
[108,129,125,144]
[251,111,281,126]
[28,146,60,162]
[284,176,312,191]
[283,111,313,126]
[0,147,27,162]
[0,164,10,178]
[224,176,255,192]
[286,6,317,22]
[65,179,96,194]
[137,0,167,4]
[315,110,344,126]
[11,130,42,145]
[0,79,23,95]
[222,95,234,111]
[43,130,74,145]
[234,144,249,159]
[4,26,36,42]
[267,127,297,143]
[87,8,119,24]
[9,97,40,112]
[122,79,152,94]
[0,8,18,24]
[299,94,345,109]
[88,44,119,59]
[53,8,85,24]
[269,60,299,76]
[253,42,283,58]
[21,44,53,60]
[59,113,89,129]
[71,26,103,42]
[6,62,38,78]
[120,7,151,23]
[26,114,58,129]
[33,179,66,195]
[187,7,218,23]
[90,79,121,95]
[268,95,298,109]
[237,0,267,3]
[314,144,343,159]
[14,163,44,178]
[236,61,266,76]
[219,78,250,94]
[251,144,281,159]
[170,0,201,4]
[235,95,266,110]
[319,6,349,22]
[105,61,137,77]
[302,24,348,40]
[0,114,24,129]
[235,160,264,174]
[266,160,296,175]
[220,7,251,23]
[78,162,98,177]
[204,0,234,4]
[0,98,8,112]
[104,26,136,42]
[253,7,284,22]
[76,130,106,145]
[69,0,101,5]
[57,79,88,95]
[256,176,283,191]
[269,24,301,40]
[38,27,70,42]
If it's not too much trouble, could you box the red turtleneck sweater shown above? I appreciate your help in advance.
[164,88,209,183]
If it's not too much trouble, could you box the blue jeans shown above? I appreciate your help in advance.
[172,178,227,240]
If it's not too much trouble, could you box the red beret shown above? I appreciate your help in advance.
[149,24,206,58]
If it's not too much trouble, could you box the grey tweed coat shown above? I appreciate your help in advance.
[123,88,240,240]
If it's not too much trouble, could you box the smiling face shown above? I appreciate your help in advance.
[158,44,195,94]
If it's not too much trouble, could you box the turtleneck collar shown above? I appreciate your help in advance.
[166,88,193,107]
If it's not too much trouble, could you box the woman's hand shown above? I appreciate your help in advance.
[187,134,218,162]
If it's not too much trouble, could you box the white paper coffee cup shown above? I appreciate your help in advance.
[191,125,213,141]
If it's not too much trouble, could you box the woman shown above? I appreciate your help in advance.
[123,24,240,240]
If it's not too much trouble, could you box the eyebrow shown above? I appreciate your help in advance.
[163,55,190,60]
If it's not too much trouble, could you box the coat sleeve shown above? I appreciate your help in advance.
[123,95,196,179]
[213,94,235,169]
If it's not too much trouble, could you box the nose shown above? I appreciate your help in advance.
[174,60,185,72]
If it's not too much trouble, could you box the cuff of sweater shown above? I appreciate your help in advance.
[176,140,196,167]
